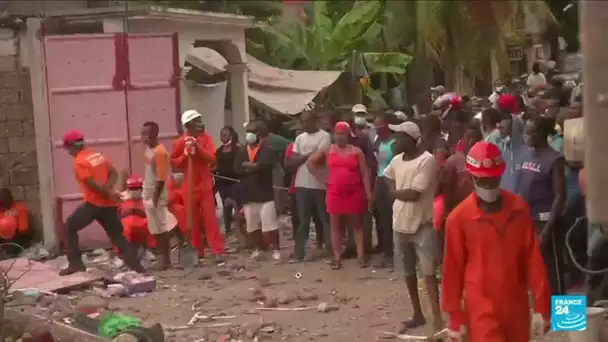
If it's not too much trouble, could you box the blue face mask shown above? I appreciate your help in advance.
[245,132,258,145]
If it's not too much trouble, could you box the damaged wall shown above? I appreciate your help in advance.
[0,28,40,236]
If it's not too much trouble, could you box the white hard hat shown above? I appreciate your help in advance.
[351,104,367,114]
[181,110,202,126]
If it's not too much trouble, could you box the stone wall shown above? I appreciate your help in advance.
[0,28,40,235]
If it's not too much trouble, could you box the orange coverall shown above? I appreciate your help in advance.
[442,191,550,342]
[171,133,224,256]
[117,199,156,250]
[168,178,187,236]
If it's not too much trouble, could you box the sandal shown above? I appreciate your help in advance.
[330,260,342,270]
[397,317,427,334]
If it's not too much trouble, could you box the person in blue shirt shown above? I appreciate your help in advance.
[485,110,527,192]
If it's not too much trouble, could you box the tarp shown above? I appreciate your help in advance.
[186,48,342,115]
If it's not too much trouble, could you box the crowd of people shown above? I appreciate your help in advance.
[28,65,597,341]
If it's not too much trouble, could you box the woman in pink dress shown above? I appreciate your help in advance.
[307,121,372,269]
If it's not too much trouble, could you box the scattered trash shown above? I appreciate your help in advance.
[98,312,143,339]
[380,329,448,341]
[294,272,302,279]
[113,271,156,295]
[163,313,235,331]
[20,243,52,261]
[255,306,315,312]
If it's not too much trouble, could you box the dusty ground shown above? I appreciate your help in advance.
[105,234,574,342]
[11,222,601,341]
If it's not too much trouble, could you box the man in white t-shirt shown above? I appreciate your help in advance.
[383,121,443,334]
[285,110,332,262]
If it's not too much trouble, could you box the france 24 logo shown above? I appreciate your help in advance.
[551,295,587,331]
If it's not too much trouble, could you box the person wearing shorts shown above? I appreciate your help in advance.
[235,121,280,261]
[141,121,174,270]
[383,121,442,334]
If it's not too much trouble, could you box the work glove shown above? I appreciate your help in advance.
[447,311,467,342]
[184,136,196,156]
[530,312,549,339]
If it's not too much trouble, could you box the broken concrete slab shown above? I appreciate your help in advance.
[0,258,100,293]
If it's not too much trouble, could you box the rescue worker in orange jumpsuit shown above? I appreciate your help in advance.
[170,110,225,260]
[442,141,551,342]
[0,188,31,258]
[167,169,187,243]
[117,176,155,251]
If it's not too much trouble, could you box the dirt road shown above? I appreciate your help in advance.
[107,247,571,341]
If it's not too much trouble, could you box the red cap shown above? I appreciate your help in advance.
[466,141,506,178]
[334,121,351,134]
[126,176,143,189]
[63,130,84,147]
[497,94,519,114]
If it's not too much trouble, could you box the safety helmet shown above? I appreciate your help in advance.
[0,215,17,240]
[126,176,144,190]
[181,109,202,126]
[466,141,506,178]
[62,130,84,147]
[497,94,519,114]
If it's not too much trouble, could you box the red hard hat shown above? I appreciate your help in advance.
[62,130,84,147]
[126,176,143,189]
[497,94,519,114]
[0,215,17,240]
[466,141,506,178]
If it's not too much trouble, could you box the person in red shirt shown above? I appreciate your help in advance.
[435,121,483,260]
[60,130,143,275]
[0,188,32,258]
[442,141,550,342]
[170,110,225,260]
[117,176,154,253]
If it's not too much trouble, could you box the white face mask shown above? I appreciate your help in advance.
[245,132,258,145]
[474,186,500,203]
[129,190,142,200]
[353,116,366,126]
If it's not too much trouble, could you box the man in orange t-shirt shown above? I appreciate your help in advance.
[0,188,32,258]
[171,110,225,260]
[60,130,144,276]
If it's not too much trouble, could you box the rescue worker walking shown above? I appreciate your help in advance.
[442,141,551,342]
[170,110,225,260]
[60,130,144,275]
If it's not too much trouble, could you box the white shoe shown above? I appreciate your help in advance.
[272,250,281,261]
[251,250,262,260]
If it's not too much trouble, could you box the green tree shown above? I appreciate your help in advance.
[247,1,412,108]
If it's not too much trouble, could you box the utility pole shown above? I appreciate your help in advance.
[581,1,608,236]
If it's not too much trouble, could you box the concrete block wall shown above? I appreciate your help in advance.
[0,28,40,234]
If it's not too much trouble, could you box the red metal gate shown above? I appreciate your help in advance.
[45,33,179,250]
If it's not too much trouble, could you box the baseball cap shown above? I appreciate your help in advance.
[351,104,367,114]
[181,109,202,126]
[62,130,84,147]
[388,121,421,140]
